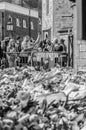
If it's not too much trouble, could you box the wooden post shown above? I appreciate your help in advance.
[68,29,71,67]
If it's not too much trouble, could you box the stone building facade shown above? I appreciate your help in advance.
[42,0,86,70]
[42,0,75,67]
[74,0,86,70]
[42,0,53,40]
[42,0,73,41]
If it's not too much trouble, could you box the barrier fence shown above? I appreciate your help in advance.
[1,51,68,69]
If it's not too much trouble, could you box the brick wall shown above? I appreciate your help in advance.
[2,10,38,40]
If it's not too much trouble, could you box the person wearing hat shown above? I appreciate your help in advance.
[55,39,66,52]
[58,39,68,67]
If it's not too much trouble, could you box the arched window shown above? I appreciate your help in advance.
[31,21,34,30]
[8,15,12,24]
[23,19,27,28]
[16,18,20,27]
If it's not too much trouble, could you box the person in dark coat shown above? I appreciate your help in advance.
[39,41,45,51]
[1,40,7,58]
[0,41,3,59]
[16,36,22,52]
[4,37,10,50]
[56,39,66,52]
[60,39,67,52]
[58,39,67,67]
[0,41,3,67]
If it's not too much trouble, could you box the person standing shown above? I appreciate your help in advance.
[53,38,59,52]
[0,41,3,60]
[1,40,7,58]
[7,39,18,67]
[16,36,22,52]
[58,39,67,67]
[55,39,66,52]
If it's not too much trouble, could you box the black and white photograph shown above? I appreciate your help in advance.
[0,0,86,130]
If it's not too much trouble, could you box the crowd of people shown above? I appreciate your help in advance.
[0,33,86,130]
[0,35,34,68]
[0,33,67,69]
[38,35,66,53]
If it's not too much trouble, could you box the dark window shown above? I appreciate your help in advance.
[8,15,12,23]
[82,0,86,40]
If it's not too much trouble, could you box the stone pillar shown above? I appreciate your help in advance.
[74,0,86,71]
[73,1,78,71]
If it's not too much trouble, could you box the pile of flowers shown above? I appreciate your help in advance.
[0,66,86,129]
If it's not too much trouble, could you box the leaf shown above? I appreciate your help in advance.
[48,99,56,108]
[28,122,41,130]
[33,124,41,130]
[41,99,48,114]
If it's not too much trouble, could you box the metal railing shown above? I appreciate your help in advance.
[0,51,68,69]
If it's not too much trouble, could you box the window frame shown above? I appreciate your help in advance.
[31,21,34,30]
[23,19,27,28]
[16,18,21,27]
